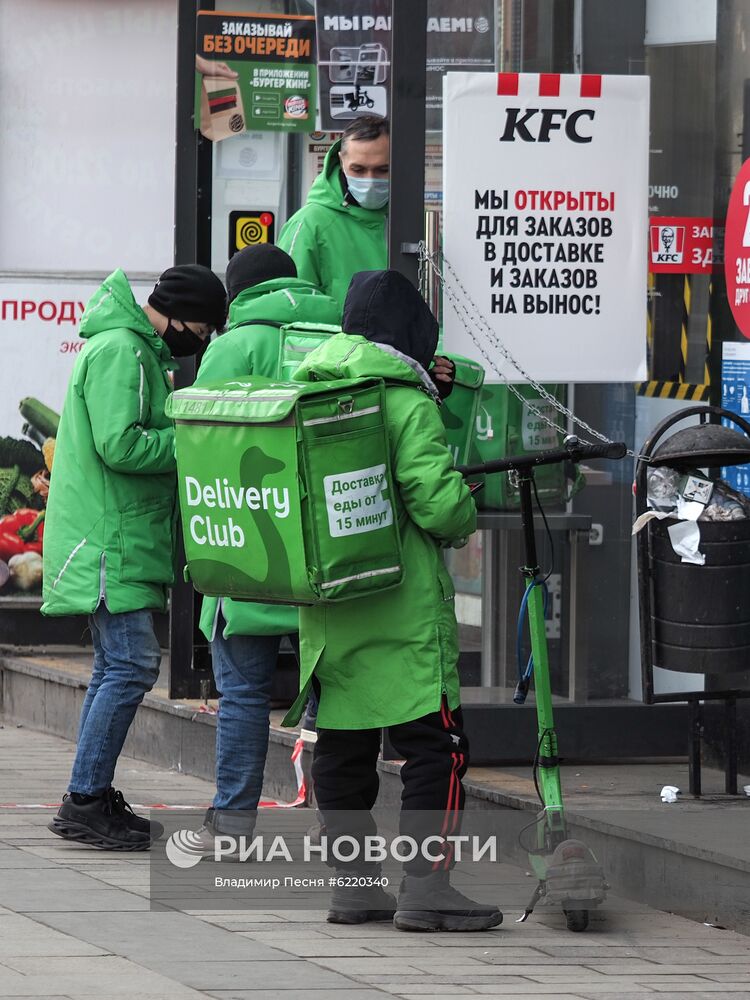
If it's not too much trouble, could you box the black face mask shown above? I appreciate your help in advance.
[162,319,205,358]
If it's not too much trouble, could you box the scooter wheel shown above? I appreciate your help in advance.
[564,908,589,932]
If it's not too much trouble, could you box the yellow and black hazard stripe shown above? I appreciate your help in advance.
[635,380,710,400]
[679,275,690,383]
[704,280,713,388]
[638,276,712,400]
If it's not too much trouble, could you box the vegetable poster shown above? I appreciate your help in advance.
[0,279,151,598]
[195,11,317,139]
[442,72,649,382]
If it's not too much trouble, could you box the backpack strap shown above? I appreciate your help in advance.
[382,377,441,404]
[231,319,284,330]
[231,320,342,334]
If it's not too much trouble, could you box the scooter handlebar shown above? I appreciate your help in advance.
[566,440,627,462]
[457,436,627,478]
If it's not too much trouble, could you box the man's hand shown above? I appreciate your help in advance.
[429,355,456,399]
[196,55,239,79]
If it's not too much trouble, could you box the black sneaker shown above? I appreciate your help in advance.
[327,875,397,925]
[109,788,164,841]
[394,871,503,932]
[48,788,153,851]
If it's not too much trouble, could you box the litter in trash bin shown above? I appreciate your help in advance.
[660,785,681,803]
[680,473,714,505]
[646,466,681,509]
[634,467,750,563]
[667,520,704,565]
[703,492,748,520]
[676,496,706,522]
[702,480,750,519]
[644,467,750,521]
[631,509,671,534]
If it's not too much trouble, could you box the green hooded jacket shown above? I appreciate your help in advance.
[195,277,342,640]
[42,270,177,617]
[282,333,477,731]
[277,140,388,309]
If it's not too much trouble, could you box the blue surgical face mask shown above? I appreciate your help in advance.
[345,174,389,210]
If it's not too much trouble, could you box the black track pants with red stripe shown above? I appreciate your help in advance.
[311,698,469,875]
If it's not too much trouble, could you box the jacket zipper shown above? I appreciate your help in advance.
[174,391,296,403]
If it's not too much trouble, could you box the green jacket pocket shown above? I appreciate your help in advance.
[118,497,175,585]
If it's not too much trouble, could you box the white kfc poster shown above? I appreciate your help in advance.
[442,72,649,382]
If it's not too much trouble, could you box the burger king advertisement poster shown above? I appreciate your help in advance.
[195,11,317,139]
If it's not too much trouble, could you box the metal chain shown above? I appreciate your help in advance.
[422,242,639,459]
[424,244,592,441]
[436,262,573,440]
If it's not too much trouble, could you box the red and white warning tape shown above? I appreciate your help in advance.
[259,736,307,809]
[0,737,309,811]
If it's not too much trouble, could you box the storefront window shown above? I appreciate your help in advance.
[203,2,723,739]
[446,0,717,727]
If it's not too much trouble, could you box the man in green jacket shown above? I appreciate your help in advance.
[278,116,389,309]
[278,115,457,399]
[285,270,503,933]
[43,265,227,851]
[191,244,341,849]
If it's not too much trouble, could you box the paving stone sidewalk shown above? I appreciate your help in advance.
[1,721,750,1000]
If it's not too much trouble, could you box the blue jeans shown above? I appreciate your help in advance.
[211,621,299,825]
[69,606,161,796]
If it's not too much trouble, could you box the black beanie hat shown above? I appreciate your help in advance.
[148,265,227,329]
[225,244,297,303]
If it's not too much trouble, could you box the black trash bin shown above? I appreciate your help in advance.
[635,405,750,795]
[650,516,750,674]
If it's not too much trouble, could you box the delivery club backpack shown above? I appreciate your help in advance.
[166,372,404,605]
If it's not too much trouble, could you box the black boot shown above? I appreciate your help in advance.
[394,870,503,932]
[182,807,256,861]
[48,788,154,851]
[327,869,397,925]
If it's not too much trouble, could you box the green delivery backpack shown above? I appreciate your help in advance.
[235,320,342,380]
[470,383,571,510]
[165,376,403,605]
[440,353,485,466]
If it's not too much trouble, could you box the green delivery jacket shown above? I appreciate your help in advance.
[282,333,477,731]
[278,140,388,310]
[42,270,177,616]
[194,277,341,640]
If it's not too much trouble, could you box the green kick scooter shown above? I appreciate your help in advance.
[459,434,625,931]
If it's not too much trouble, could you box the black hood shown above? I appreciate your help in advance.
[342,270,438,371]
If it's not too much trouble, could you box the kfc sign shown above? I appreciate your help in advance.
[650,224,685,265]
[649,216,713,274]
